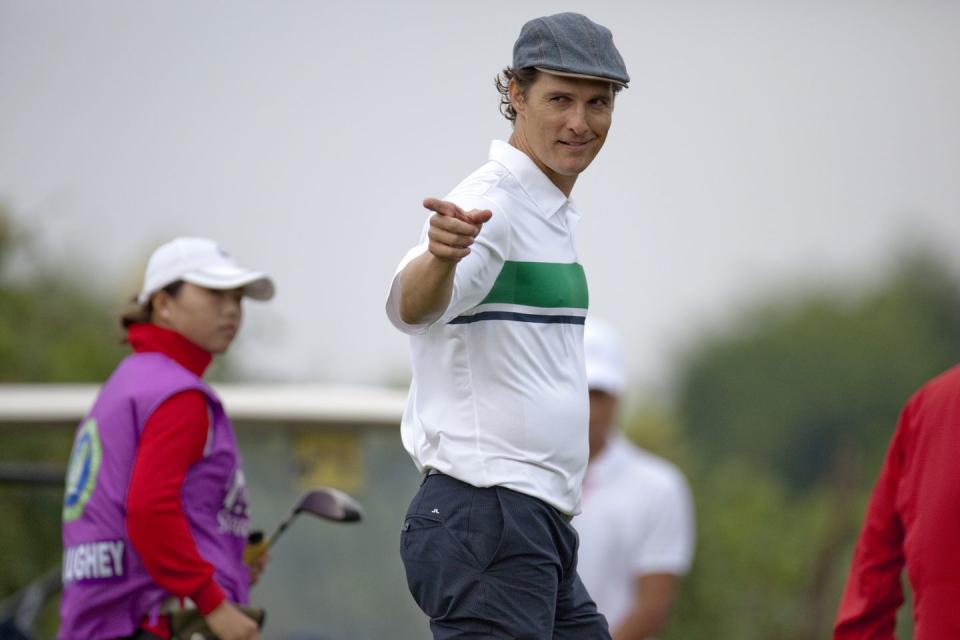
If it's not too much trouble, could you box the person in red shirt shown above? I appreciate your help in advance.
[834,364,960,638]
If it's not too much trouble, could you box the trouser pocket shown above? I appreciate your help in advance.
[400,477,506,619]
[401,513,472,618]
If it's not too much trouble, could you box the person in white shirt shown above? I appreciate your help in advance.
[385,12,630,640]
[575,319,696,640]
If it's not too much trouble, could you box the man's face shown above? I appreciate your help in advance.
[588,388,618,459]
[511,72,615,192]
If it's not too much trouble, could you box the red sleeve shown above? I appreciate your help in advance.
[126,390,227,615]
[833,403,911,639]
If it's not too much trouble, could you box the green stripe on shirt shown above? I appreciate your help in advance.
[480,261,588,310]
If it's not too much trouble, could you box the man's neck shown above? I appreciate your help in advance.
[507,131,577,197]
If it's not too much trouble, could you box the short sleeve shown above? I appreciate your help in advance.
[385,239,430,334]
[385,193,510,334]
[632,470,696,576]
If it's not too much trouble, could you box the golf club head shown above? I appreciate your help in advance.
[294,487,364,523]
[261,487,365,552]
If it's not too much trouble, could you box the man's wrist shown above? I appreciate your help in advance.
[425,249,462,268]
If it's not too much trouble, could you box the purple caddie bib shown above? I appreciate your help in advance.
[58,352,250,640]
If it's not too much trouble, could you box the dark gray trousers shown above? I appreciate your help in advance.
[400,472,610,639]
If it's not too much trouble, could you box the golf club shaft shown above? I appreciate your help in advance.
[266,513,299,549]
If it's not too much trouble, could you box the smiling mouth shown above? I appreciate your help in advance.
[558,139,593,148]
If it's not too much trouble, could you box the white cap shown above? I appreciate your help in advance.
[584,317,626,395]
[137,237,275,304]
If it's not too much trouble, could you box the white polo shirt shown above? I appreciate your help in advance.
[574,435,695,630]
[386,140,590,515]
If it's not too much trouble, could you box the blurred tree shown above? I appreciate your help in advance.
[0,211,9,267]
[0,205,127,632]
[653,450,917,640]
[0,209,127,383]
[676,251,960,492]
[658,250,959,639]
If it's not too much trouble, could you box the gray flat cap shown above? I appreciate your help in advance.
[513,12,629,87]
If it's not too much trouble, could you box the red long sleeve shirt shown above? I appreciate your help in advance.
[124,323,227,617]
[835,364,960,639]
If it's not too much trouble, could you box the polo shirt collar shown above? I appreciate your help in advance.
[489,140,571,219]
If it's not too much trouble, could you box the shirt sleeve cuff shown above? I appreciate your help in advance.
[385,245,436,335]
[192,578,228,615]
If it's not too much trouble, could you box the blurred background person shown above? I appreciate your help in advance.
[834,363,960,638]
[574,319,695,640]
[58,237,273,640]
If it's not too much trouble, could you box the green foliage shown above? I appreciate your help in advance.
[0,278,126,383]
[0,208,127,628]
[0,205,127,383]
[676,252,960,491]
[0,213,9,268]
[649,252,960,639]
[624,406,849,639]
[662,460,834,639]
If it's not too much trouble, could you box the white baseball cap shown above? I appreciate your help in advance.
[137,237,275,304]
[584,318,626,395]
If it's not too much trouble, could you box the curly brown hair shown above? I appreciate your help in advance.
[495,66,623,123]
[495,66,541,123]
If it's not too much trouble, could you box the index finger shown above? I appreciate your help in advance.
[463,209,493,225]
[423,197,466,219]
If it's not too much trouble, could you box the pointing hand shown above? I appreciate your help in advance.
[422,198,493,263]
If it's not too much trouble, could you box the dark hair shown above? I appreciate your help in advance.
[495,66,541,123]
[495,66,624,123]
[119,280,185,330]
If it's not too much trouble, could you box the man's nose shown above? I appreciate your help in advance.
[567,104,589,136]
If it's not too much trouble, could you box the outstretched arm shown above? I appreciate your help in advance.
[397,198,492,326]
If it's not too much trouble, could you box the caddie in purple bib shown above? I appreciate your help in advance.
[59,352,251,639]
[59,236,275,640]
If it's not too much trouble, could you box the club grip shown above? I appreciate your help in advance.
[243,529,267,565]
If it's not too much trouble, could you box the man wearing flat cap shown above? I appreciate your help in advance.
[386,12,628,638]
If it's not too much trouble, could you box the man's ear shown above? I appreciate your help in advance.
[508,79,525,116]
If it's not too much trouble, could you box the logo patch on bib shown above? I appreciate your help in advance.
[63,418,103,522]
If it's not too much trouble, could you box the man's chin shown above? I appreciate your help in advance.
[554,159,593,177]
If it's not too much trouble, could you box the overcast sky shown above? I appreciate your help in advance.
[2,1,958,396]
